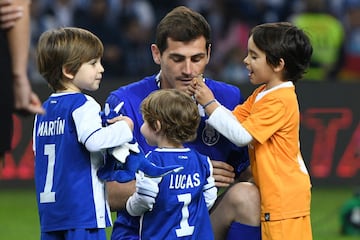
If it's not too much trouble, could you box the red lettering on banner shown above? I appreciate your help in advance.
[17,141,35,179]
[0,114,34,180]
[302,108,352,177]
[0,114,22,179]
[336,123,360,177]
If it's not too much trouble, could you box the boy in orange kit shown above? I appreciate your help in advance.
[191,22,313,240]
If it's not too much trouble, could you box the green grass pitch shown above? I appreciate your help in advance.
[0,186,359,240]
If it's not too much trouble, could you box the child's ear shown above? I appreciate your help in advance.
[154,120,162,132]
[274,58,285,73]
[62,66,74,79]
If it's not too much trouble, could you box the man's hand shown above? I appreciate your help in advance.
[0,0,24,29]
[211,160,235,187]
[13,77,44,115]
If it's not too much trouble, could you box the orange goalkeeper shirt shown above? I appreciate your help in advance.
[233,83,311,221]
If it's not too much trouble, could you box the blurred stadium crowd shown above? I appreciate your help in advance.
[28,0,360,84]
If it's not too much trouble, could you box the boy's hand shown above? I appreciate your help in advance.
[189,74,215,106]
[126,171,162,216]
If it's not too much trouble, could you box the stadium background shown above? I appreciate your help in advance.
[0,80,359,240]
[1,0,360,239]
[1,80,359,186]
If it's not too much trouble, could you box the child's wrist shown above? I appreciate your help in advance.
[202,99,217,109]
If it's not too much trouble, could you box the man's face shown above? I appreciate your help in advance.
[152,36,210,93]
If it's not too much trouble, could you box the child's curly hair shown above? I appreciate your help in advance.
[141,89,200,144]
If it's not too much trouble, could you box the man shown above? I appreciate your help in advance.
[106,6,261,240]
[0,0,44,165]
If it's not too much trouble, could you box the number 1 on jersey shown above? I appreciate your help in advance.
[39,144,56,203]
[176,193,195,237]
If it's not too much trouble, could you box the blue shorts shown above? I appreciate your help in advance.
[41,228,107,240]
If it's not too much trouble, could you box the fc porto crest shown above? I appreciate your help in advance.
[202,123,220,146]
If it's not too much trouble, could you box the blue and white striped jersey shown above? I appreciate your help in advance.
[138,148,216,240]
[33,92,132,232]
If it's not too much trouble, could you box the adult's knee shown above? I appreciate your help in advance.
[226,182,261,226]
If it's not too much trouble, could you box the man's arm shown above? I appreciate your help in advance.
[6,0,44,114]
[107,180,136,211]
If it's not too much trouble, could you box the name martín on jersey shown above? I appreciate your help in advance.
[37,118,65,136]
[169,173,201,190]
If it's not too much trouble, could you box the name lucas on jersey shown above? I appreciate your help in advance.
[169,173,201,190]
[37,118,65,136]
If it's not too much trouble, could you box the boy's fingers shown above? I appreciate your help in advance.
[193,74,204,86]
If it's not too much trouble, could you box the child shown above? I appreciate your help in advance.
[126,89,217,239]
[33,27,134,240]
[192,22,313,240]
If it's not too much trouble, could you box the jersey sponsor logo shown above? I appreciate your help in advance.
[169,173,201,189]
[202,123,219,146]
[37,118,65,136]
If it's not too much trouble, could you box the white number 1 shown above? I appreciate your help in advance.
[39,144,56,203]
[175,193,194,237]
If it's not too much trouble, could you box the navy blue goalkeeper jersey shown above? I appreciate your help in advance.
[106,73,250,240]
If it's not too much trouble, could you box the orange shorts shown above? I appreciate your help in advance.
[261,215,312,240]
